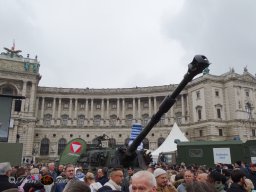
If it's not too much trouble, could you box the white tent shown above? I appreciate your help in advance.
[151,122,188,159]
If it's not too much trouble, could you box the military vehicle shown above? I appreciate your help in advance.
[77,55,210,169]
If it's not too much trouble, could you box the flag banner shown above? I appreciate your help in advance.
[128,123,143,151]
[0,97,12,142]
[59,138,87,165]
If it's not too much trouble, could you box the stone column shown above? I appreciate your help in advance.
[181,94,185,123]
[29,82,36,113]
[122,98,125,125]
[40,97,45,124]
[148,97,152,117]
[85,99,88,126]
[68,99,73,125]
[154,97,157,113]
[57,98,62,125]
[133,98,136,123]
[90,99,94,126]
[51,98,56,125]
[35,97,39,118]
[106,99,109,126]
[74,99,78,126]
[21,81,27,112]
[138,98,141,124]
[101,99,104,126]
[117,98,120,125]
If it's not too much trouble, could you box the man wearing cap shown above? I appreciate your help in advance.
[154,168,177,192]
[0,162,18,191]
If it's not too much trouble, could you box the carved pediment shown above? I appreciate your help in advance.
[239,73,256,83]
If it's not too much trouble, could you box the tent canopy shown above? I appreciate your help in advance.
[151,122,188,157]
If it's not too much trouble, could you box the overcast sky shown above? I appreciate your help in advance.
[1,0,256,88]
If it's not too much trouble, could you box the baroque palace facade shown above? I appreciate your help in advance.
[0,47,256,162]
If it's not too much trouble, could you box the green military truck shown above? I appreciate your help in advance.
[0,143,23,166]
[176,140,256,168]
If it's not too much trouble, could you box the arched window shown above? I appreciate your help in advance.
[126,114,133,127]
[143,138,149,149]
[110,115,117,127]
[158,137,165,147]
[40,138,49,155]
[77,115,85,127]
[142,114,149,127]
[58,138,67,155]
[1,85,16,95]
[94,115,101,126]
[61,114,69,126]
[196,106,202,121]
[43,114,52,126]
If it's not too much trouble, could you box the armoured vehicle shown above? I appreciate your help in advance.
[77,55,210,169]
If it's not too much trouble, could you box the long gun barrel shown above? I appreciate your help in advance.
[117,55,210,168]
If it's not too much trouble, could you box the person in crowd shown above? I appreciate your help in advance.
[208,171,226,192]
[130,170,157,192]
[15,167,27,186]
[0,162,18,191]
[22,168,45,192]
[173,173,184,189]
[53,164,76,192]
[84,171,102,192]
[227,169,246,192]
[56,165,64,176]
[177,169,195,192]
[186,181,217,192]
[41,166,50,177]
[48,162,57,181]
[104,168,124,191]
[153,168,177,192]
[63,180,91,192]
[247,163,256,188]
[74,167,85,181]
[196,173,208,182]
[97,167,109,185]
[122,166,134,192]
[244,178,254,192]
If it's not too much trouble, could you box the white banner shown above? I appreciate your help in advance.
[213,148,231,164]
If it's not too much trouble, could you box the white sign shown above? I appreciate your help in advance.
[213,148,231,164]
[251,157,256,164]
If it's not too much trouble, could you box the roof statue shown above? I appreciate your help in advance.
[3,41,22,58]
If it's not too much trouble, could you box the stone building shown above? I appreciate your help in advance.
[0,46,256,162]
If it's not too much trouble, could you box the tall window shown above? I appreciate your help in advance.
[217,108,221,119]
[252,129,256,137]
[58,138,67,155]
[109,138,116,148]
[40,138,49,155]
[196,106,202,121]
[219,129,223,136]
[43,114,52,126]
[61,115,69,126]
[199,130,203,137]
[77,115,85,127]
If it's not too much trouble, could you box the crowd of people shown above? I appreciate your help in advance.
[1,160,256,192]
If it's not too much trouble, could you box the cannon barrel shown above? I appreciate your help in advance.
[121,55,210,166]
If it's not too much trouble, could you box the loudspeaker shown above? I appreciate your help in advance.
[14,100,22,112]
